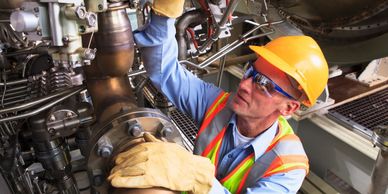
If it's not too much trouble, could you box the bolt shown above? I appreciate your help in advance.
[49,115,56,121]
[98,146,112,157]
[66,111,73,118]
[97,136,113,158]
[127,123,143,137]
[62,36,70,43]
[160,127,173,138]
[48,128,55,134]
[85,12,97,27]
[75,6,86,19]
[83,48,96,60]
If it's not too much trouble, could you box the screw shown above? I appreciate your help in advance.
[127,123,143,137]
[98,4,103,10]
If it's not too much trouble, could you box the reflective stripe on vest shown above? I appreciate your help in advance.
[195,92,309,194]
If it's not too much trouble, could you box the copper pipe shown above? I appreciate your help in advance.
[83,3,136,122]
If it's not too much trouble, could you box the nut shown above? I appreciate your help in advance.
[127,123,143,137]
[75,6,87,19]
[85,12,97,27]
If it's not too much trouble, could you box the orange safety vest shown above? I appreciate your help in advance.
[194,91,309,194]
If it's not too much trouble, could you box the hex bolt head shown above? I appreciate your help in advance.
[85,12,97,27]
[127,123,143,137]
[97,136,113,158]
[98,146,112,157]
[160,127,173,138]
[75,6,87,19]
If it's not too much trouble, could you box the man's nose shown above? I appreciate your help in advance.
[239,78,253,93]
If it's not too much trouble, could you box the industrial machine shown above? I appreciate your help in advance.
[0,0,387,193]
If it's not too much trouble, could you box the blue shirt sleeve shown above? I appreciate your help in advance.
[133,13,223,125]
[209,169,306,194]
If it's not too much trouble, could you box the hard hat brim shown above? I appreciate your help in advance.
[249,45,312,106]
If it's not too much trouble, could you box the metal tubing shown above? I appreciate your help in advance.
[197,0,241,54]
[48,2,63,46]
[175,9,206,60]
[198,30,274,68]
[128,69,146,78]
[0,87,85,123]
[0,87,80,114]
[0,79,27,86]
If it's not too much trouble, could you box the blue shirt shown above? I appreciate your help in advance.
[134,13,306,194]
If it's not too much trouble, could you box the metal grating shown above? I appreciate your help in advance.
[328,87,388,137]
[169,109,198,146]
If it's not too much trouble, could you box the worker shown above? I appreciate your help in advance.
[108,0,329,193]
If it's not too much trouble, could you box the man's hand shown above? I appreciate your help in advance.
[143,0,185,18]
[108,133,215,194]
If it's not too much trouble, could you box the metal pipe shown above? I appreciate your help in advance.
[0,79,28,86]
[48,2,63,46]
[198,53,257,66]
[197,0,241,54]
[175,9,206,60]
[197,20,283,68]
[0,87,80,114]
[216,39,227,87]
[83,3,136,122]
[3,85,28,92]
[128,69,146,78]
[0,86,85,123]
[198,30,274,68]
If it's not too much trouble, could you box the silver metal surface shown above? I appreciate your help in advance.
[0,86,85,123]
[180,20,279,70]
[87,108,181,194]
[10,11,39,32]
[48,2,63,46]
[328,87,388,138]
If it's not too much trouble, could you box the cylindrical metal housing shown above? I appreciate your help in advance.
[83,2,136,122]
[10,11,39,32]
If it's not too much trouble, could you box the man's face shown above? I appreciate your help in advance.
[230,58,298,119]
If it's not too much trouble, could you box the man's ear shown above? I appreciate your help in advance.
[279,100,300,116]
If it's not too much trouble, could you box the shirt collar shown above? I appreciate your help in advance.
[229,114,278,161]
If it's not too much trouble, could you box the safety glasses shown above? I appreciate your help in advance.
[243,66,296,100]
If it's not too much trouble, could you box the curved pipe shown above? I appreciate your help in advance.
[176,9,206,60]
[83,3,137,122]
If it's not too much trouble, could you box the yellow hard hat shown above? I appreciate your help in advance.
[249,36,328,107]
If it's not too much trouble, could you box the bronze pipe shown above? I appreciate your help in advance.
[83,3,136,122]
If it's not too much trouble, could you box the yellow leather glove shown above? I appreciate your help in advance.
[152,0,185,18]
[108,133,215,194]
